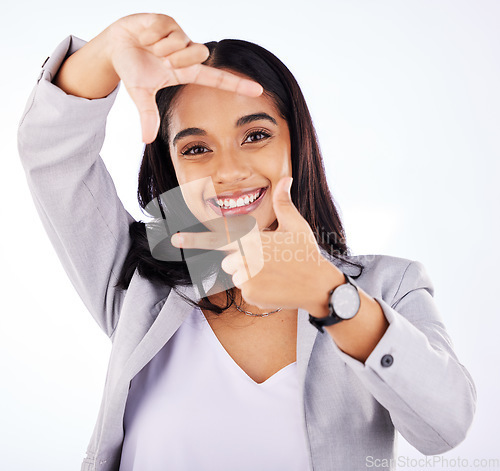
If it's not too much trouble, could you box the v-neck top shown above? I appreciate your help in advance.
[119,306,313,471]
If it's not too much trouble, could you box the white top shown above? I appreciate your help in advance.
[119,306,313,471]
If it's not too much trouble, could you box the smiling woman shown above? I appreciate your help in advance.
[120,40,359,408]
[17,12,476,471]
[120,37,360,318]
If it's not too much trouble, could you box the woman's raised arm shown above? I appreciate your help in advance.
[18,32,132,338]
[18,13,261,337]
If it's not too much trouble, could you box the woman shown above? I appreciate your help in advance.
[18,13,476,471]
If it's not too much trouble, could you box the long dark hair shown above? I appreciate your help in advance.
[114,38,364,313]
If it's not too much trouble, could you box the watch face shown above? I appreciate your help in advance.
[331,284,361,319]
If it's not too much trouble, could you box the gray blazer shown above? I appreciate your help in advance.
[18,36,476,471]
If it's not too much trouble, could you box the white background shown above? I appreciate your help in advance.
[1,0,499,469]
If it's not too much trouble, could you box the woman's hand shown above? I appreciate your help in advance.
[54,13,263,143]
[105,14,263,142]
[171,177,344,315]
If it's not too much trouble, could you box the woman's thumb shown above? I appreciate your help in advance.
[273,177,303,231]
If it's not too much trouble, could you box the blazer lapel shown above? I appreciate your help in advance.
[297,308,319,391]
[123,284,200,383]
[295,253,359,395]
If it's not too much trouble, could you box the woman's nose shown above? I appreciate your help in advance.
[212,150,251,184]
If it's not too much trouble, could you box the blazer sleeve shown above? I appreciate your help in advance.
[17,35,136,338]
[329,260,477,455]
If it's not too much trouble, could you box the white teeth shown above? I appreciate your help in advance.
[215,188,263,209]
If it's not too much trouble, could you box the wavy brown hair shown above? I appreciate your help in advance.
[115,38,364,314]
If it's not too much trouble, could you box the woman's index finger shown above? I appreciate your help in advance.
[171,231,240,251]
[174,64,263,97]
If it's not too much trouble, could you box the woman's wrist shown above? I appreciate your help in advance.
[302,258,345,317]
[53,28,120,99]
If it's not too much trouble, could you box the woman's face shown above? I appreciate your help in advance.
[167,76,292,231]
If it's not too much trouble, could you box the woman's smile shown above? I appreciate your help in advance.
[206,186,268,216]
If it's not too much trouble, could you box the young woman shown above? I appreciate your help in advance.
[18,13,476,471]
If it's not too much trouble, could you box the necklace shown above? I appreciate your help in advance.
[234,302,282,317]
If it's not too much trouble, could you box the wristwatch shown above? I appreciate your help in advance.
[308,273,361,333]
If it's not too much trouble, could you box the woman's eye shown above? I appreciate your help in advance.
[181,145,210,156]
[243,130,271,143]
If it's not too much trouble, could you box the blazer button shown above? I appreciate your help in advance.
[381,354,394,367]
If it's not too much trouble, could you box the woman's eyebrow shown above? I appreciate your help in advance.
[172,113,277,147]
[172,127,206,147]
[236,112,277,127]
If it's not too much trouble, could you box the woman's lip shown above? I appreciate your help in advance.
[210,186,267,201]
[207,186,268,216]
